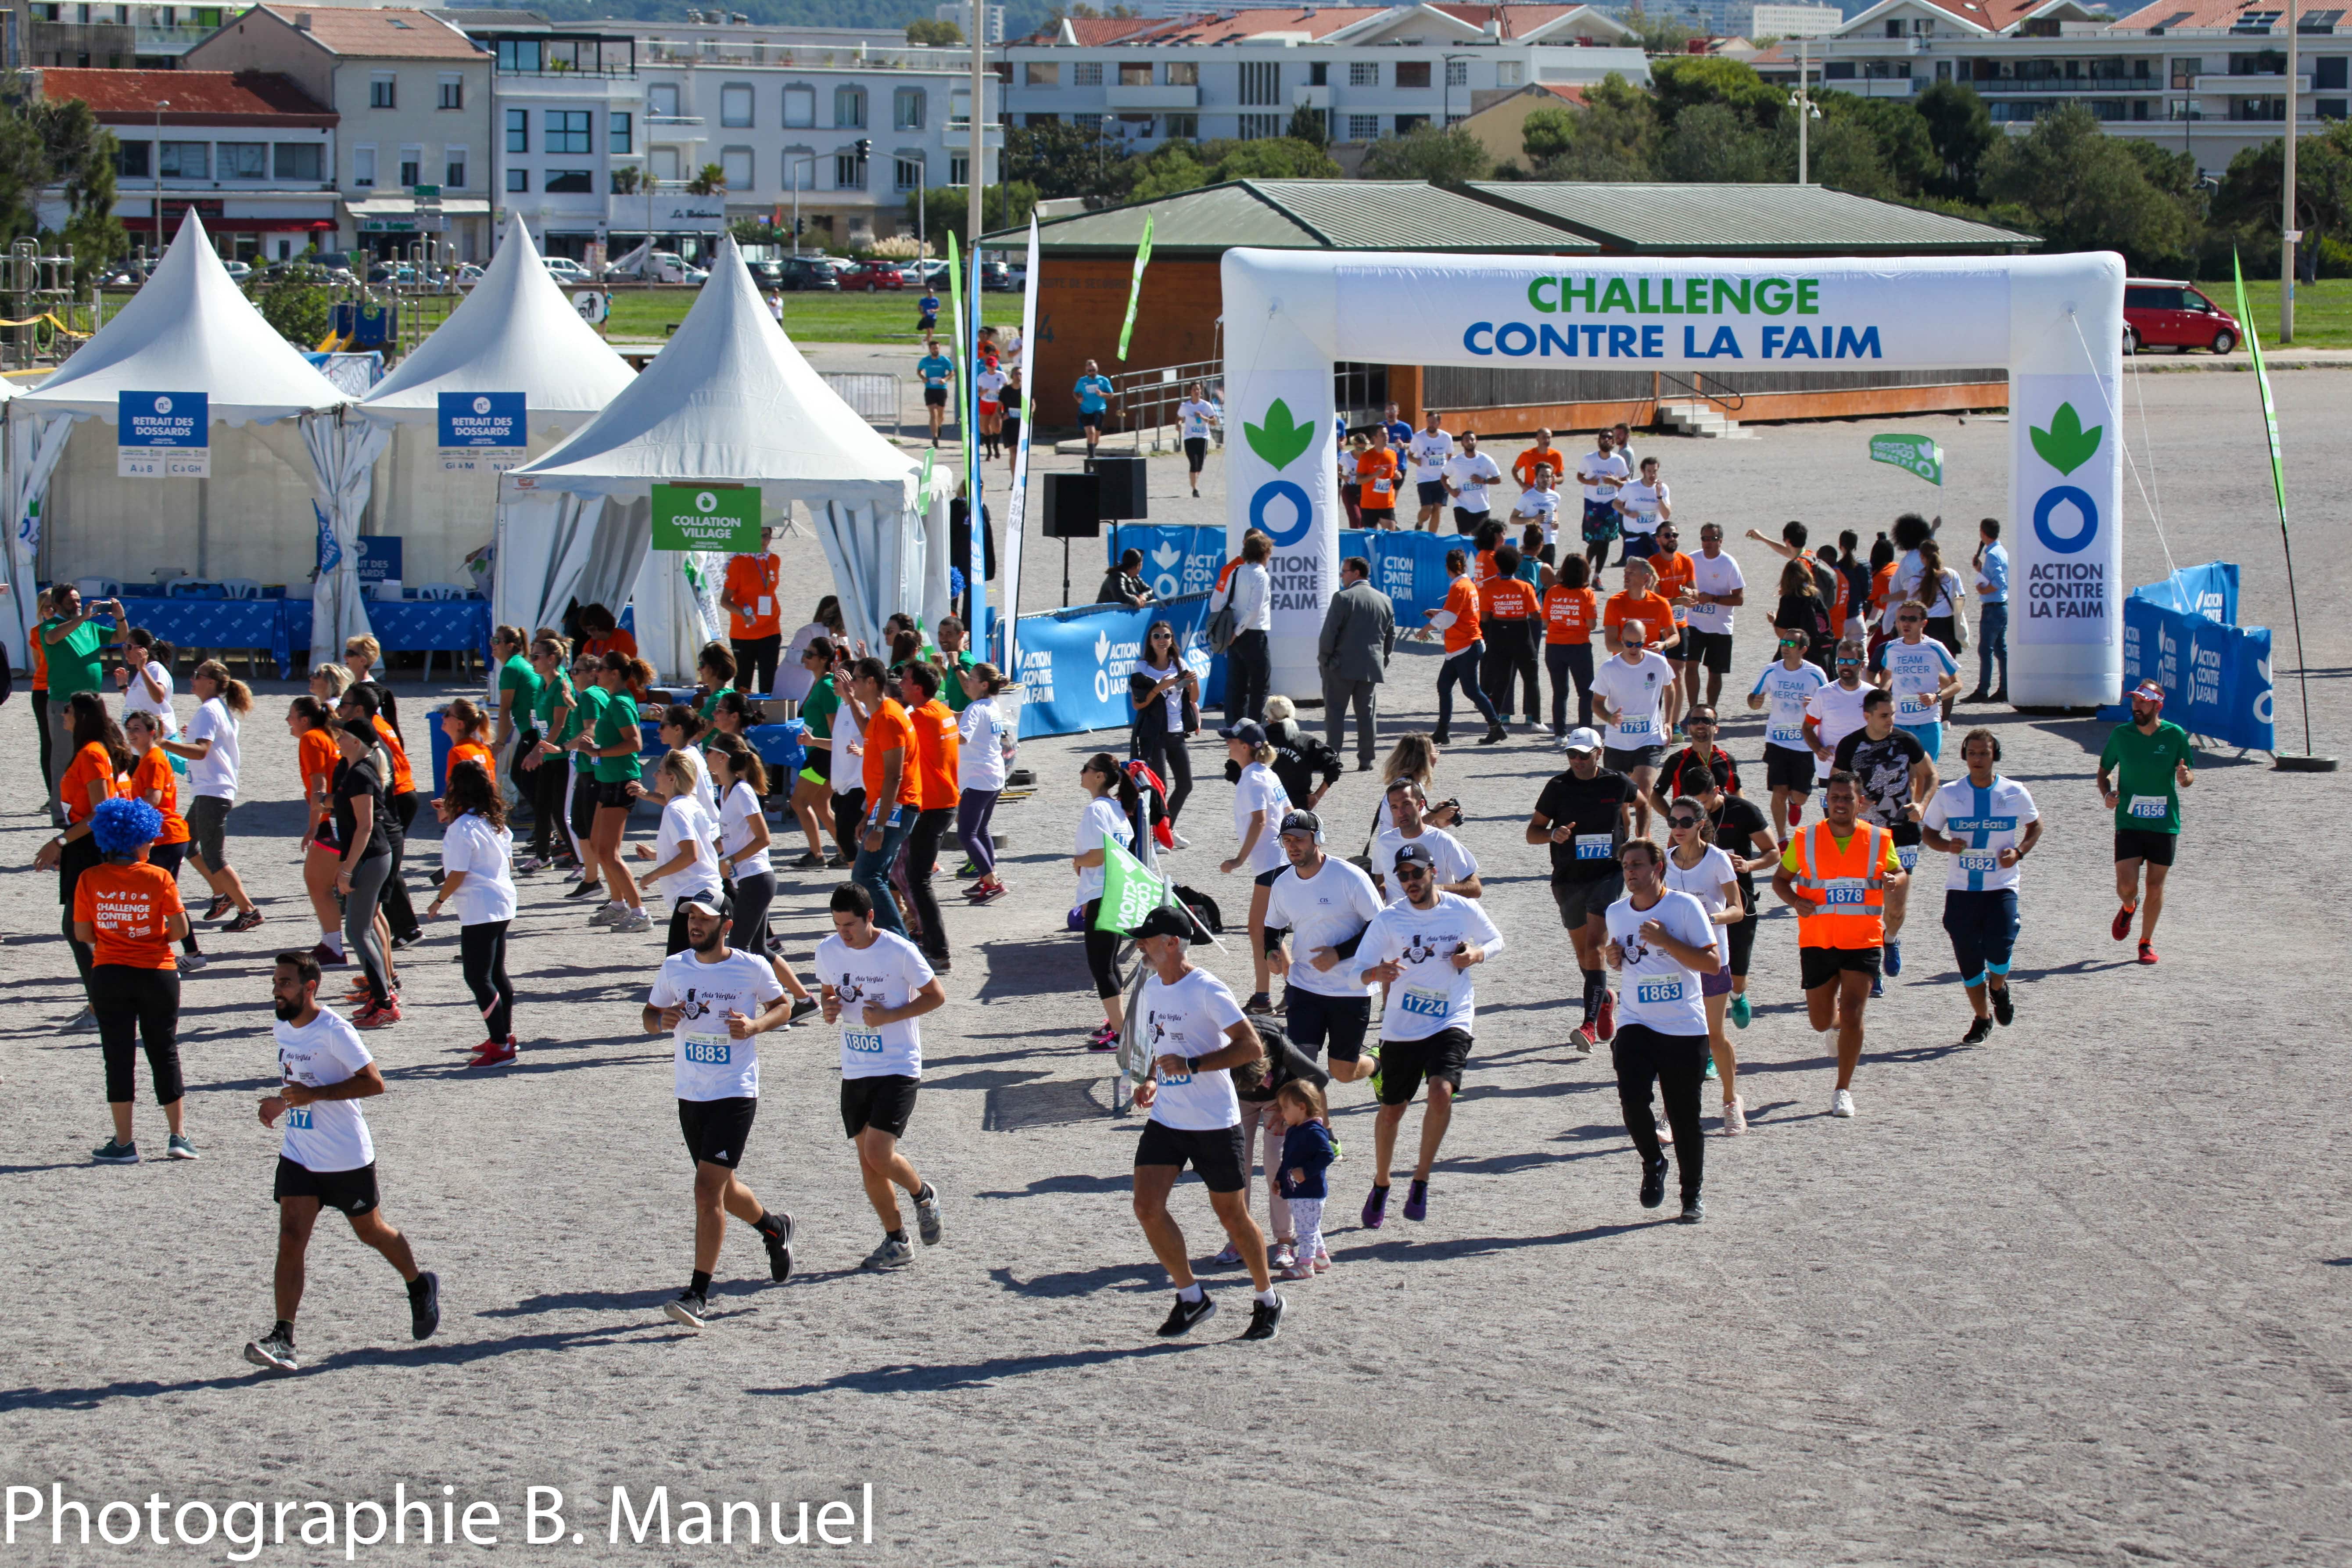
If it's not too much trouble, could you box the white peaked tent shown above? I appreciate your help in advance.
[361,214,637,643]
[4,210,362,665]
[506,236,943,672]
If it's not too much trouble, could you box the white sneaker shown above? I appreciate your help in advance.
[1830,1089,1855,1119]
[1168,830,1190,850]
[1722,1097,1746,1136]
[176,952,209,972]
[612,909,652,934]
[588,901,627,927]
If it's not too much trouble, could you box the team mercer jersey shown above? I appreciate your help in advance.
[1922,775,2039,893]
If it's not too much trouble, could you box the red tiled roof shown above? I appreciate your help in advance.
[2107,0,2277,27]
[1535,81,1588,104]
[247,5,486,59]
[37,67,335,124]
[1140,8,1386,43]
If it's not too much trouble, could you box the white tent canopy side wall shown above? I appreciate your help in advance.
[1220,249,2127,708]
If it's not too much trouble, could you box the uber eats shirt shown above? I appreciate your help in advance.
[1139,965,1248,1132]
[814,927,935,1080]
[273,1008,376,1173]
[1922,774,2039,893]
[649,948,785,1102]
[1360,891,1504,1042]
[1604,888,1716,1037]
[1265,857,1384,999]
[2100,719,2191,834]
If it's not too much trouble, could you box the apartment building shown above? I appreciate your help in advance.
[1003,4,1650,150]
[33,65,337,261]
[1745,0,2352,172]
[185,4,494,259]
[17,1,233,68]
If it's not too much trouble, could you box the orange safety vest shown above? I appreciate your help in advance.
[1791,819,1888,950]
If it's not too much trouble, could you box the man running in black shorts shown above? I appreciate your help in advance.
[1263,809,1384,1088]
[1527,729,1633,1051]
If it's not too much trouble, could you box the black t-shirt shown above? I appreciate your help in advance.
[1832,728,1929,838]
[1532,767,1634,883]
[1097,570,1147,607]
[1775,590,1835,652]
[1708,792,1773,904]
[327,757,391,862]
[1809,558,1839,610]
[1659,744,1738,803]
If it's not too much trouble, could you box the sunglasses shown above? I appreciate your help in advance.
[1394,864,1431,879]
[1836,657,1864,665]
[1898,615,1925,624]
[1668,816,1700,829]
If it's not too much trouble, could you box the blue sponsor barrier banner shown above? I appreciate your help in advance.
[1105,524,1224,603]
[1014,591,1222,739]
[1345,528,1458,628]
[2115,562,2273,751]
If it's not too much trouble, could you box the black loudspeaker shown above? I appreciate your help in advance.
[1041,472,1101,538]
[1091,455,1148,521]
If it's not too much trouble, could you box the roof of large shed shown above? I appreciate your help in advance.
[989,179,1600,255]
[1466,182,2039,252]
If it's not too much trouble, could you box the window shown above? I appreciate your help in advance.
[1395,112,1429,133]
[2171,57,2204,87]
[273,141,320,180]
[1347,113,1380,140]
[1498,60,1522,85]
[444,149,465,187]
[1445,57,1468,86]
[720,83,753,126]
[784,146,815,187]
[398,147,421,186]
[948,152,969,184]
[835,148,868,188]
[1118,61,1151,86]
[353,144,376,186]
[894,154,923,191]
[1239,59,1280,104]
[2319,55,2349,88]
[1396,60,1430,88]
[784,84,815,126]
[610,111,632,154]
[158,140,206,177]
[1309,61,1328,86]
[218,140,266,179]
[1349,59,1378,86]
[1166,111,1198,138]
[720,146,752,187]
[506,108,528,153]
[651,147,680,179]
[546,110,590,154]
[1074,61,1102,86]
[506,167,528,192]
[1167,61,1198,85]
[1025,112,1060,127]
[835,85,866,127]
[370,73,395,108]
[1026,61,1058,86]
[115,140,149,178]
[895,87,925,129]
[1076,112,1104,129]
[437,74,462,109]
[1118,112,1156,137]
[1238,112,1280,139]
[543,169,593,192]
[950,88,973,125]
[496,37,541,72]
[1886,18,1902,35]
[2323,96,2350,117]
[648,83,679,118]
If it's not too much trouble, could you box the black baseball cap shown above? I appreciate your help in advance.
[1392,841,1436,872]
[1132,905,1194,941]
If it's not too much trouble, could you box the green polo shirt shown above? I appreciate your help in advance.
[41,616,106,697]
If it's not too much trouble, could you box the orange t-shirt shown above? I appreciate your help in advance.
[584,628,639,661]
[60,740,122,824]
[861,696,922,807]
[1481,575,1539,621]
[29,635,46,693]
[1472,550,1497,585]
[73,861,182,970]
[448,740,495,791]
[1870,562,1897,615]
[909,698,960,810]
[1604,591,1676,649]
[1355,449,1400,510]
[373,716,417,797]
[1513,446,1564,491]
[128,747,191,846]
[299,727,340,813]
[1440,576,1483,655]
[724,553,784,639]
[1543,584,1598,646]
[1649,550,1695,623]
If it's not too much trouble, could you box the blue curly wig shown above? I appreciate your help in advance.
[91,796,164,858]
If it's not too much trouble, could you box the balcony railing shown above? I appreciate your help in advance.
[1970,74,2159,91]
[637,39,975,72]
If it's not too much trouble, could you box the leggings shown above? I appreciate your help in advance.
[1290,1195,1326,1263]
[95,964,183,1105]
[526,751,568,859]
[1612,1023,1707,1205]
[1082,897,1124,998]
[459,919,514,1041]
[1435,640,1499,733]
[343,851,393,1006]
[566,767,599,857]
[957,788,1000,877]
[1546,642,1595,732]
[31,690,50,803]
[1481,619,1539,724]
[379,792,421,941]
[59,838,98,996]
[731,869,777,953]
[147,841,202,954]
[903,806,954,960]
[1132,725,1194,824]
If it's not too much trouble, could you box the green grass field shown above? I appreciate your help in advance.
[602,284,1022,345]
[2223,280,2352,350]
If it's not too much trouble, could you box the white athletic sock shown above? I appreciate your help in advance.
[324,931,345,957]
[1255,1288,1280,1307]
[1178,1283,1205,1303]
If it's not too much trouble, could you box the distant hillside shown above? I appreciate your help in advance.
[476,0,1064,42]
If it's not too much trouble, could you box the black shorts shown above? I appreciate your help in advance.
[1799,944,1882,991]
[678,1095,758,1169]
[1079,411,1103,432]
[1378,1026,1473,1105]
[1453,506,1488,535]
[1253,865,1286,888]
[1360,507,1395,526]
[1135,1119,1248,1193]
[833,786,865,831]
[1551,872,1623,931]
[1764,743,1816,793]
[1184,436,1209,473]
[595,777,636,810]
[841,1074,920,1139]
[2114,828,2177,867]
[1284,987,1371,1064]
[923,386,947,409]
[1681,628,1734,674]
[1416,479,1448,507]
[1604,743,1664,774]
[273,1156,379,1216]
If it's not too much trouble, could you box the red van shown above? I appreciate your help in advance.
[2123,279,2241,355]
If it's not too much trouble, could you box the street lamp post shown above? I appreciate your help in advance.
[788,154,817,255]
[152,98,169,275]
[2283,0,2299,341]
[1794,42,1811,184]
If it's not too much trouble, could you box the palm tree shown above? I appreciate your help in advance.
[686,163,726,195]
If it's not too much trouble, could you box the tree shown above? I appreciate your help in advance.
[611,164,642,195]
[1800,112,1896,199]
[2212,127,2352,280]
[1358,124,1494,186]
[250,264,333,348]
[1126,142,1210,201]
[1659,101,1777,183]
[1286,101,1328,150]
[1528,73,1657,181]
[1650,56,1784,131]
[1201,136,1341,181]
[903,181,1041,249]
[0,92,125,286]
[1915,81,1997,202]
[1003,118,1126,203]
[1820,93,1939,196]
[1978,103,2197,268]
[687,162,727,194]
[904,18,962,44]
[1619,4,1695,54]
[1522,104,1578,166]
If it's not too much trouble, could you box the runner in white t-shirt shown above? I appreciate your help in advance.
[1919,728,2042,1048]
[163,663,263,930]
[1407,412,1457,533]
[1127,904,1285,1342]
[1748,632,1831,842]
[1679,522,1746,709]
[242,951,439,1372]
[1177,383,1221,497]
[1589,632,1675,839]
[1612,458,1671,564]
[1443,434,1504,536]
[816,881,949,1272]
[642,895,796,1331]
[1221,722,1294,1015]
[1802,639,1874,786]
[1356,840,1504,1231]
[1370,777,1481,904]
[1264,810,1384,1087]
[1603,839,1720,1223]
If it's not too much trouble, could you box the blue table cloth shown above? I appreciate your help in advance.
[362,598,491,661]
[115,596,296,678]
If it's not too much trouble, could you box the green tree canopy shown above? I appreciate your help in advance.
[904,18,961,43]
[0,92,125,286]
[1650,56,1785,131]
[1659,102,1778,183]
[1358,124,1495,186]
[1915,81,1997,202]
[1527,73,1658,181]
[1978,102,2198,268]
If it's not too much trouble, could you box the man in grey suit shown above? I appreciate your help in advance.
[1317,554,1395,771]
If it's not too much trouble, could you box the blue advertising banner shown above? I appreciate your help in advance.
[118,391,208,478]
[1344,528,1458,629]
[1106,524,1224,603]
[437,391,525,450]
[357,537,403,586]
[2117,563,2273,751]
[2128,559,2238,626]
[1015,591,1222,738]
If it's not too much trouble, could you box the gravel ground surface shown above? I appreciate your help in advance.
[3,368,2346,1567]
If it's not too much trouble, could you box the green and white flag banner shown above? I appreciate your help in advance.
[1868,432,1943,485]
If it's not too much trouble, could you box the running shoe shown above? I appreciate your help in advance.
[391,929,424,951]
[1402,1178,1428,1222]
[1269,1241,1296,1272]
[2137,940,2158,965]
[1595,989,1617,1043]
[1830,1088,1855,1118]
[512,855,547,876]
[1312,1252,1331,1274]
[1869,973,1885,999]
[1367,1055,1384,1099]
[612,910,652,934]
[663,1289,709,1331]
[1212,1241,1244,1266]
[353,999,402,1029]
[469,1038,517,1068]
[203,895,233,922]
[175,951,208,973]
[791,851,828,870]
[226,909,265,934]
[166,1134,199,1160]
[953,860,982,879]
[1360,1183,1390,1230]
[1241,1295,1285,1341]
[565,879,604,900]
[1883,941,1902,977]
[860,1236,915,1271]
[788,997,820,1026]
[1639,1155,1668,1210]
[308,941,345,968]
[409,1271,441,1340]
[1722,1098,1746,1137]
[1279,1262,1316,1281]
[1961,1015,1993,1045]
[759,1210,796,1281]
[1086,1021,1119,1051]
[61,1006,96,1033]
[91,1137,138,1164]
[242,1327,298,1371]
[1729,992,1752,1030]
[968,884,1006,906]
[914,1184,942,1246]
[1156,1292,1217,1337]
[588,901,627,927]
[1169,830,1190,851]
[1992,986,2015,1027]
[1678,1195,1705,1225]
[1703,1054,1719,1082]
[1242,991,1274,1016]
[1572,1021,1597,1055]
[2111,903,2135,942]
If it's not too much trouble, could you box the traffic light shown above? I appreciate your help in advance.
[854,138,871,158]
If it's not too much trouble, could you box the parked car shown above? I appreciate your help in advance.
[915,258,950,288]
[978,259,1015,292]
[2123,278,2240,355]
[647,251,707,285]
[222,259,252,283]
[544,256,592,283]
[775,255,842,291]
[455,263,486,291]
[841,260,907,291]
